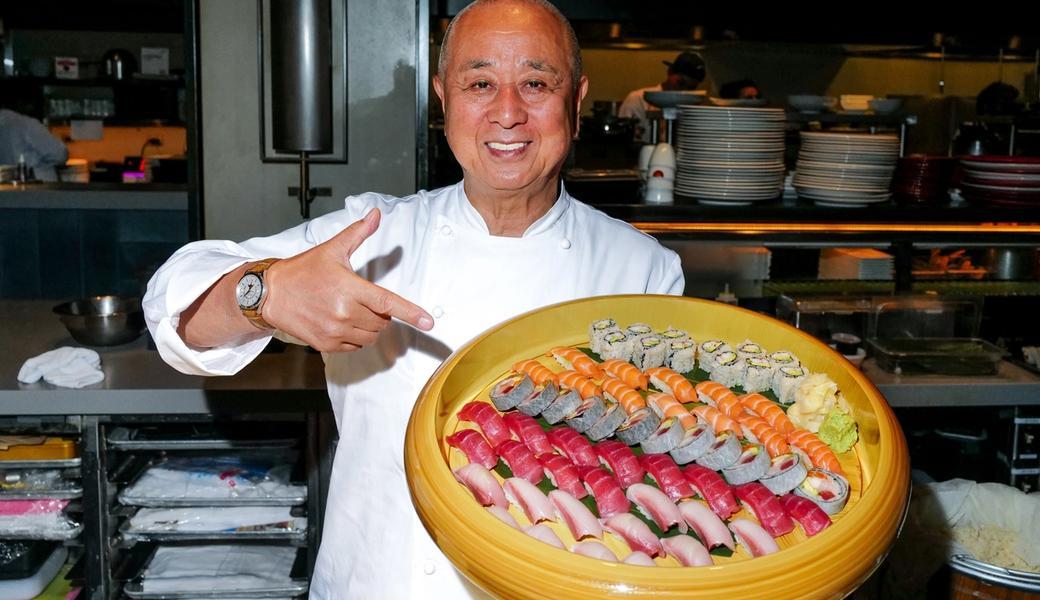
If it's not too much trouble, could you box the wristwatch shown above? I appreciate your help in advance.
[236,259,280,330]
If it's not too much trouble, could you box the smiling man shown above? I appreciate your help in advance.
[144,0,683,598]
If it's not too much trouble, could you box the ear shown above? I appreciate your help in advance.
[573,75,589,139]
[432,74,446,109]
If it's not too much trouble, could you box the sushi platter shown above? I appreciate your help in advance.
[405,295,909,599]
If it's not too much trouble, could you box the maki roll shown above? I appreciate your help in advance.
[517,380,558,417]
[615,408,661,446]
[742,357,773,393]
[600,330,634,361]
[632,335,667,370]
[736,340,766,360]
[760,453,808,496]
[698,340,729,372]
[709,351,743,388]
[564,396,607,434]
[768,350,799,369]
[695,430,742,470]
[585,402,627,441]
[794,468,849,516]
[669,424,715,465]
[659,327,690,345]
[541,388,583,425]
[666,339,697,373]
[639,417,685,455]
[721,444,770,486]
[773,365,808,405]
[589,318,618,355]
[489,373,535,411]
[625,323,654,341]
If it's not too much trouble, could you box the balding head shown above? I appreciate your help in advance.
[438,0,583,92]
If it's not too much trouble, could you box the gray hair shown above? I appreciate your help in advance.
[437,0,583,92]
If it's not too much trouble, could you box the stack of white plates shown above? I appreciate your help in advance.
[674,105,786,205]
[818,248,894,280]
[793,132,899,207]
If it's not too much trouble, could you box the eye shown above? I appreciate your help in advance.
[469,80,492,90]
[524,80,546,89]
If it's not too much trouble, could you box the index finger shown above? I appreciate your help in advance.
[357,281,434,331]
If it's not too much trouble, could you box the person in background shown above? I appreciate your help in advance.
[0,108,68,181]
[719,78,761,100]
[619,50,706,143]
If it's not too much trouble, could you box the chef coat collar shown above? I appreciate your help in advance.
[451,180,571,238]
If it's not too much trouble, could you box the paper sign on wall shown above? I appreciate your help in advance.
[141,47,169,76]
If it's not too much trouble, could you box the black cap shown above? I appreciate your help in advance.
[663,51,705,82]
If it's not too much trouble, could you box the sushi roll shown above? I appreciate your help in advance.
[667,339,697,374]
[670,424,715,465]
[698,340,729,372]
[773,365,808,405]
[639,417,685,454]
[736,340,766,360]
[517,380,558,417]
[615,408,661,446]
[541,388,582,425]
[760,453,808,496]
[721,444,770,486]
[585,402,627,441]
[589,318,618,355]
[632,335,667,370]
[794,468,849,516]
[709,351,743,388]
[742,357,773,393]
[489,373,535,411]
[659,327,690,345]
[625,323,654,341]
[600,330,634,362]
[695,430,742,470]
[768,350,799,369]
[564,396,607,434]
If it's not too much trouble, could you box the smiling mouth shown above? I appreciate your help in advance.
[486,141,530,152]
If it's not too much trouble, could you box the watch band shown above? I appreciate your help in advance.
[240,258,280,330]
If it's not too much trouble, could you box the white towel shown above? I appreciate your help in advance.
[17,347,105,388]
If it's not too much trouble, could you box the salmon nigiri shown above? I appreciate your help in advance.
[788,428,844,475]
[740,392,795,434]
[600,359,648,390]
[647,392,697,431]
[602,377,646,416]
[695,381,743,418]
[645,367,696,403]
[691,404,741,436]
[555,370,601,400]
[548,347,603,379]
[512,359,556,387]
[736,413,790,458]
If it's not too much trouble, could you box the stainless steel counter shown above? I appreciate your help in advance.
[0,183,188,210]
[864,358,1040,407]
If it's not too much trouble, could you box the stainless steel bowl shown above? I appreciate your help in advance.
[53,296,145,346]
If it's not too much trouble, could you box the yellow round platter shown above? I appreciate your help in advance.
[405,295,910,599]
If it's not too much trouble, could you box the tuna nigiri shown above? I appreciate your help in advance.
[495,440,544,485]
[627,483,687,533]
[457,402,512,447]
[638,453,695,502]
[677,500,735,551]
[682,464,739,519]
[603,513,664,558]
[548,347,603,379]
[740,393,795,434]
[695,381,743,418]
[548,489,602,540]
[645,366,697,403]
[594,440,646,489]
[732,482,795,538]
[660,535,713,567]
[691,404,741,436]
[577,466,630,518]
[453,463,506,509]
[537,453,587,499]
[779,493,831,537]
[446,428,498,470]
[503,477,557,524]
[503,412,554,456]
[600,359,649,390]
[729,518,779,557]
[546,426,599,467]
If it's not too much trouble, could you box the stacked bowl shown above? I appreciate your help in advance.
[891,155,958,205]
[793,132,900,207]
[960,156,1040,207]
[674,105,786,205]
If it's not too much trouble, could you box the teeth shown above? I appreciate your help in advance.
[488,142,525,151]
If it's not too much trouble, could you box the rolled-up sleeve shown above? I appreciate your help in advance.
[649,250,685,296]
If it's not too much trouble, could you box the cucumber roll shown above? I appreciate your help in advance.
[722,445,770,485]
[736,340,766,360]
[773,365,808,405]
[632,335,667,370]
[518,380,558,417]
[742,357,773,393]
[542,388,583,425]
[586,402,627,441]
[698,340,729,372]
[760,453,808,496]
[640,417,685,454]
[625,323,654,341]
[615,408,661,446]
[709,351,743,388]
[667,339,697,374]
[695,431,742,470]
[669,423,715,464]
[600,330,634,362]
[565,395,607,434]
[794,468,849,516]
[589,318,618,355]
[768,350,799,369]
[659,327,690,345]
[490,373,535,411]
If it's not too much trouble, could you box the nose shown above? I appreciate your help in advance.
[487,84,528,129]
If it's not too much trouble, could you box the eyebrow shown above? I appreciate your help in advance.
[462,59,493,71]
[459,58,561,77]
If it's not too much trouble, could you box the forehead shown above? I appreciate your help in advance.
[446,3,570,73]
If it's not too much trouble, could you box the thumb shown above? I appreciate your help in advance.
[324,208,381,261]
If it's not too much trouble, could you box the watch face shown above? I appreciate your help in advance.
[237,273,264,309]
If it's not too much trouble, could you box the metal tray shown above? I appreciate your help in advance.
[866,337,1007,376]
[120,517,308,544]
[122,580,308,599]
[106,427,298,451]
[950,554,1040,593]
[0,459,81,469]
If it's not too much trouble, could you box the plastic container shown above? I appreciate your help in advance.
[775,294,873,342]
[0,546,67,599]
[0,438,78,462]
[866,337,1006,376]
[0,541,58,580]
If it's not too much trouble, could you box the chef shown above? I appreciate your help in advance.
[618,51,706,143]
[143,0,684,598]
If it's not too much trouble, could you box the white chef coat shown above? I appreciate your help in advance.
[618,84,662,144]
[143,181,684,599]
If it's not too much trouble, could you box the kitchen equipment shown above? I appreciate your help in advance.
[405,294,909,599]
[787,95,837,114]
[776,294,873,343]
[866,337,1006,376]
[872,295,982,340]
[981,247,1040,280]
[102,49,137,81]
[53,295,145,346]
[839,94,874,112]
[868,98,904,115]
[953,122,1001,156]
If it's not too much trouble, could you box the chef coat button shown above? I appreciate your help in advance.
[432,306,444,319]
[423,560,436,575]
[560,239,572,250]
[441,225,452,236]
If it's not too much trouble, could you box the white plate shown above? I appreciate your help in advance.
[797,159,897,173]
[798,152,897,165]
[795,187,892,201]
[960,160,1040,173]
[963,169,1040,183]
[960,181,1040,194]
[801,131,899,143]
[679,105,786,114]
